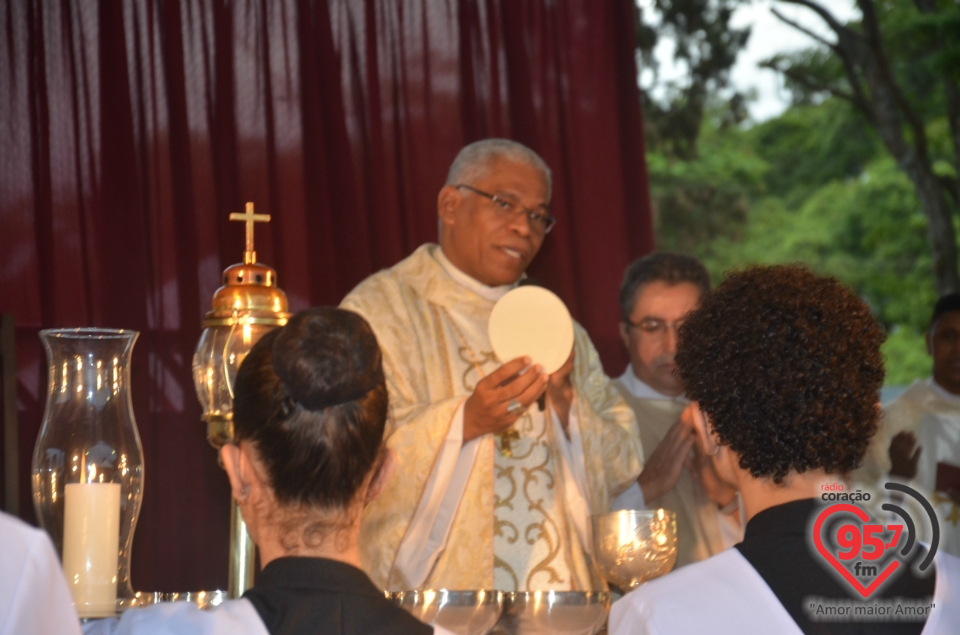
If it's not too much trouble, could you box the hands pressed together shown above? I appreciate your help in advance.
[637,403,736,507]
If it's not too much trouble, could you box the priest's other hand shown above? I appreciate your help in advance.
[547,350,575,435]
[463,357,549,443]
[637,416,696,503]
[888,430,921,480]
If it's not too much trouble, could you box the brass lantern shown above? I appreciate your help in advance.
[191,203,290,597]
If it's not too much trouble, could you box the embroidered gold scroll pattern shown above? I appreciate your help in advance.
[495,466,517,511]
[521,449,564,587]
[494,555,519,591]
[457,347,497,392]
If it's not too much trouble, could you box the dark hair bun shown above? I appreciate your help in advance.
[233,307,388,510]
[271,307,383,411]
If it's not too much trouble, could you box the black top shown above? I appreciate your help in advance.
[735,498,936,635]
[243,557,433,635]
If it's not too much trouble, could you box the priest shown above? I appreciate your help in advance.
[341,139,643,591]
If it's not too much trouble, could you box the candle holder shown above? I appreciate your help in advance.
[192,203,289,597]
[32,328,144,618]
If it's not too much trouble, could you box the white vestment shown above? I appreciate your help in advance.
[0,511,82,635]
[609,547,960,635]
[856,378,960,557]
[82,602,457,635]
[341,244,643,591]
[81,600,267,635]
[610,369,743,566]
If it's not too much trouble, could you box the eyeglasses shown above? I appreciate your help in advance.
[624,317,686,339]
[455,184,556,235]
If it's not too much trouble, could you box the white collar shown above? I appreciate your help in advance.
[434,246,517,302]
[928,377,960,404]
[618,365,687,402]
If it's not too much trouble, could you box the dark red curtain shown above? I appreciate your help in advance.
[0,0,652,591]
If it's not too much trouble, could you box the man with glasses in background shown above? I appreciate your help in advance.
[611,253,744,567]
[341,139,642,592]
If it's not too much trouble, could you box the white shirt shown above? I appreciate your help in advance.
[611,367,743,550]
[82,600,267,635]
[610,547,960,634]
[81,584,457,635]
[0,511,82,635]
[914,379,960,494]
[434,247,516,302]
[615,367,685,403]
[929,378,960,406]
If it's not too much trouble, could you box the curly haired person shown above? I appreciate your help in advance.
[610,265,960,635]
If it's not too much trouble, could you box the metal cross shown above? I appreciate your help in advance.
[229,202,271,264]
[498,428,521,458]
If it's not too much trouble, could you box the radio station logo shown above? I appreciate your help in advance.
[812,482,939,598]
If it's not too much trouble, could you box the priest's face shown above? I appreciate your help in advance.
[437,158,550,287]
[930,311,960,395]
[619,281,702,397]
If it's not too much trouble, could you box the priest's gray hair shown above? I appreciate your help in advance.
[445,139,552,196]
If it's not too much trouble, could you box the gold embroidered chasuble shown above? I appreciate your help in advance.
[341,244,642,590]
[612,382,730,566]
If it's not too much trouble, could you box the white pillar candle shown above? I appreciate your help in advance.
[62,482,121,618]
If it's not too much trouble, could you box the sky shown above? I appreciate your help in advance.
[636,0,862,122]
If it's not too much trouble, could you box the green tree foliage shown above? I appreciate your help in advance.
[651,93,950,385]
[645,1,958,386]
[763,0,960,294]
[649,116,767,255]
[883,327,932,386]
[707,153,937,332]
[748,100,879,204]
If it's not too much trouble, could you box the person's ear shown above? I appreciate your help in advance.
[365,449,396,505]
[618,322,630,350]
[220,443,249,503]
[437,185,462,228]
[690,402,721,457]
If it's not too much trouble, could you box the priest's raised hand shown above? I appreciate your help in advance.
[463,357,548,443]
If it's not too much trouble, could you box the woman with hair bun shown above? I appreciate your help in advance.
[85,307,450,635]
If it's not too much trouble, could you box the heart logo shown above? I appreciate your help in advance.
[812,504,899,598]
